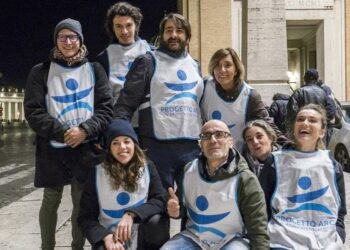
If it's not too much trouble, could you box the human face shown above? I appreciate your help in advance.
[213,55,237,90]
[160,19,188,53]
[200,121,233,169]
[293,109,325,151]
[56,29,81,58]
[245,126,272,161]
[113,15,136,45]
[110,136,135,165]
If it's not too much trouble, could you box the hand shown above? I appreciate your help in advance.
[114,212,134,243]
[64,127,87,148]
[167,187,180,218]
[103,234,125,250]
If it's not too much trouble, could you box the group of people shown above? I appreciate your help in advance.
[23,1,346,250]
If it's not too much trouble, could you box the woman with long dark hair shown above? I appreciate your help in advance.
[78,119,168,250]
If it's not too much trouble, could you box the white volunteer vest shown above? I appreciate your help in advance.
[182,159,245,248]
[46,62,94,147]
[150,51,203,140]
[269,150,342,250]
[106,39,150,100]
[201,79,251,152]
[96,164,150,231]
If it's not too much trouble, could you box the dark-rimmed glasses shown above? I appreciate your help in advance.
[199,131,231,141]
[57,35,79,43]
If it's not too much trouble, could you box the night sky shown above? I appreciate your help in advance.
[0,0,177,89]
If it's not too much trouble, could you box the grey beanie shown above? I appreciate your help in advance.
[54,18,84,45]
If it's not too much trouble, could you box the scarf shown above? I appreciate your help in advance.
[50,44,88,66]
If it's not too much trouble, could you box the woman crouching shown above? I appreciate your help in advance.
[78,119,168,250]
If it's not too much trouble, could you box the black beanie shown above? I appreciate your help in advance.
[304,68,319,82]
[54,18,84,45]
[104,119,139,149]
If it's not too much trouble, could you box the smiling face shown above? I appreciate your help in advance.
[213,54,237,90]
[113,15,136,45]
[244,126,273,161]
[200,120,233,169]
[293,109,325,151]
[110,136,135,165]
[160,19,188,53]
[56,29,81,58]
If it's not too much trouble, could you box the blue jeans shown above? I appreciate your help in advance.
[160,233,250,250]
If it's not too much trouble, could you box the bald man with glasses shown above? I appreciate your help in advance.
[162,120,269,250]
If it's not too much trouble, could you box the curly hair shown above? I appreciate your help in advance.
[103,143,147,192]
[104,1,143,40]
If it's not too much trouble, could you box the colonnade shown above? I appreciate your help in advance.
[0,90,25,123]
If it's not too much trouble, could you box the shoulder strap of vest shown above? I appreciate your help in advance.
[41,61,50,93]
[145,51,156,77]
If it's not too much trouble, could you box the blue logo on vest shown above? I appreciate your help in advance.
[188,195,230,238]
[116,61,134,82]
[51,78,93,120]
[281,176,332,215]
[211,111,236,129]
[164,70,198,104]
[102,191,146,230]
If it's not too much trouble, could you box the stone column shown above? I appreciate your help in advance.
[15,102,19,120]
[21,101,25,121]
[242,0,290,104]
[8,102,12,122]
[346,0,350,100]
[2,102,6,121]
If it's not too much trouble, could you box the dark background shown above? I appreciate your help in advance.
[0,0,177,89]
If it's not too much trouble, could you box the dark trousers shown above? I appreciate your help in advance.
[141,137,200,189]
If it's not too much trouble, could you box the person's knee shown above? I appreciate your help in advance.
[141,214,170,244]
[42,187,63,209]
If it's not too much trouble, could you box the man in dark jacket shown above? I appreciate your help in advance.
[269,93,290,135]
[286,68,336,144]
[115,13,203,189]
[24,19,113,250]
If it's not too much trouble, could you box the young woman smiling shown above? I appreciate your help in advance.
[200,48,287,153]
[267,104,347,249]
[78,119,168,250]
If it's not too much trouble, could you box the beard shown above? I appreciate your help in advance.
[159,37,187,54]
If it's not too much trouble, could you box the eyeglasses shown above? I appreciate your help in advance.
[199,131,231,141]
[57,34,80,43]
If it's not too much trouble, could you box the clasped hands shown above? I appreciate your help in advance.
[64,127,87,148]
[103,212,135,250]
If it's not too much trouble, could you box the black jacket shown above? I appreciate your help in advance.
[269,93,290,135]
[24,59,113,187]
[287,83,336,126]
[78,161,168,247]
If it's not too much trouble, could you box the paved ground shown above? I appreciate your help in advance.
[0,173,349,249]
[0,125,349,249]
